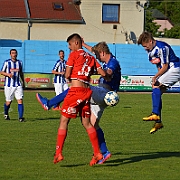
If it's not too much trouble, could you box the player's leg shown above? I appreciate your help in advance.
[90,105,111,164]
[147,68,180,133]
[80,97,102,166]
[90,85,108,106]
[4,86,14,120]
[36,88,69,110]
[15,86,24,122]
[54,115,70,164]
[52,83,63,110]
[81,115,103,166]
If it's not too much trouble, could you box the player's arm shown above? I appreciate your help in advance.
[152,63,169,85]
[82,39,93,52]
[0,71,13,78]
[52,70,65,75]
[65,66,72,81]
[20,67,25,88]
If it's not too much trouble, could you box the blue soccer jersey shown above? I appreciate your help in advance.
[1,59,23,87]
[99,54,121,92]
[148,40,180,69]
[52,60,66,83]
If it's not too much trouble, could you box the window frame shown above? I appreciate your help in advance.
[102,4,120,23]
[52,2,64,11]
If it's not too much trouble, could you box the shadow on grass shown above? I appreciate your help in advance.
[105,151,180,166]
[26,117,59,121]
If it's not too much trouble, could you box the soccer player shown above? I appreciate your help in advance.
[0,49,25,122]
[51,50,68,110]
[36,40,121,164]
[53,33,106,166]
[138,31,180,134]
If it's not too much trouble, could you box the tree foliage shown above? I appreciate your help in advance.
[146,0,180,38]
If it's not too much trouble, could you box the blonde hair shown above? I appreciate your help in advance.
[138,31,154,45]
[92,41,110,54]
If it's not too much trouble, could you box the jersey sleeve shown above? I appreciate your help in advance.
[1,61,7,72]
[66,52,76,67]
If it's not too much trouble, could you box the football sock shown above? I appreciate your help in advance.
[55,129,67,155]
[18,104,24,119]
[48,89,69,108]
[152,88,161,115]
[97,128,108,154]
[87,127,100,155]
[4,103,10,115]
[156,99,162,123]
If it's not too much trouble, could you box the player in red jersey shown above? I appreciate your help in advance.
[53,33,106,166]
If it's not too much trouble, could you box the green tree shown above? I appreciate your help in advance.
[144,8,161,37]
[145,0,180,38]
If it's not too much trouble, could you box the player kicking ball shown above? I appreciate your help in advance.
[138,31,180,134]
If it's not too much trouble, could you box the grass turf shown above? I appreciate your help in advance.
[0,90,180,180]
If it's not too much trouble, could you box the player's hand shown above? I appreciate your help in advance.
[8,73,13,78]
[151,77,156,86]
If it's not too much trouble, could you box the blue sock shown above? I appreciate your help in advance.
[18,104,24,119]
[152,88,161,115]
[4,103,10,115]
[48,88,69,108]
[96,128,108,154]
[156,98,162,123]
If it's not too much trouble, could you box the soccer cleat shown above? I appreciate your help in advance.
[36,93,49,110]
[19,118,25,122]
[143,113,160,121]
[97,151,111,164]
[150,122,163,134]
[53,153,64,164]
[89,153,103,166]
[52,106,62,111]
[4,115,10,120]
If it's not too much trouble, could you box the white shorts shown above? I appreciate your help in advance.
[90,85,108,119]
[4,86,23,101]
[54,83,69,95]
[158,67,180,87]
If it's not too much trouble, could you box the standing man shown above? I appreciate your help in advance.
[52,50,68,110]
[53,33,105,166]
[0,49,25,122]
[138,31,180,134]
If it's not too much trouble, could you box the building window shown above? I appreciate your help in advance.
[102,4,120,23]
[53,2,64,11]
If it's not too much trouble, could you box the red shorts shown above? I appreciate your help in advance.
[61,87,92,119]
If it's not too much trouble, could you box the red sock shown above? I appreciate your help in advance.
[55,129,67,155]
[87,127,100,155]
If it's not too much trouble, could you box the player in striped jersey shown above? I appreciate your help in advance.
[138,32,180,134]
[0,49,25,122]
[51,50,68,110]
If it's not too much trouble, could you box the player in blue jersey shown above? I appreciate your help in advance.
[52,50,68,110]
[36,41,121,164]
[0,49,25,122]
[138,31,180,134]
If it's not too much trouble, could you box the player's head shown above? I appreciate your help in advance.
[10,49,18,60]
[67,33,82,52]
[137,31,155,51]
[59,50,64,60]
[92,42,110,61]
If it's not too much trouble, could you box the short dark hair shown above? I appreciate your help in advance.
[67,33,82,44]
[10,49,17,54]
[59,50,64,54]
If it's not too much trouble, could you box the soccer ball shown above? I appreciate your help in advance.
[104,91,119,107]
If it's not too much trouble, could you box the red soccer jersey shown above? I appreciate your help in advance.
[66,49,101,83]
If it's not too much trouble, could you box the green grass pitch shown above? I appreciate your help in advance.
[0,90,180,180]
